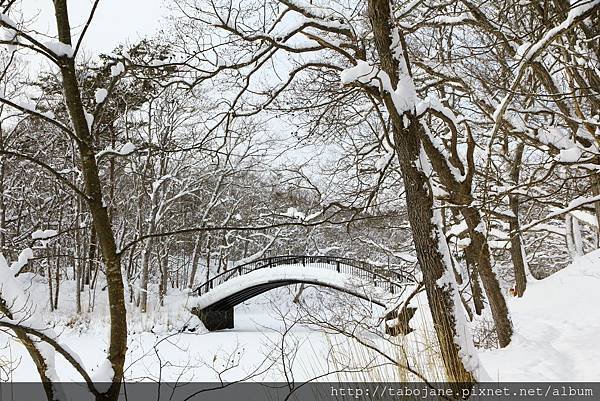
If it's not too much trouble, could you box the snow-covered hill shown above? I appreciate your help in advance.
[481,250,600,381]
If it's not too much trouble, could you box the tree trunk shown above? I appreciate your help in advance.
[139,236,154,313]
[216,244,223,274]
[159,245,168,306]
[188,236,202,288]
[592,155,600,246]
[126,244,137,304]
[52,2,127,399]
[467,259,485,315]
[410,19,514,349]
[0,154,6,253]
[75,196,83,313]
[367,0,475,383]
[293,283,306,304]
[572,216,585,256]
[86,227,96,286]
[205,241,212,282]
[509,143,528,296]
[47,260,54,312]
[54,255,60,310]
[461,206,513,347]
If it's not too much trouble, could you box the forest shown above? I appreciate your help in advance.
[0,0,599,400]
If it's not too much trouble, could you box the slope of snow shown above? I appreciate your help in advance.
[480,250,600,381]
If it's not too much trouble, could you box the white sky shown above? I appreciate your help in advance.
[20,0,166,55]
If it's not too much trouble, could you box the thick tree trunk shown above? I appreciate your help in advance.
[367,0,475,383]
[52,2,127,399]
[396,127,475,382]
[79,134,127,401]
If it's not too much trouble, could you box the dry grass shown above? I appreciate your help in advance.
[297,292,450,384]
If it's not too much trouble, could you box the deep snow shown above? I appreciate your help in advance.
[1,250,599,384]
[479,250,600,381]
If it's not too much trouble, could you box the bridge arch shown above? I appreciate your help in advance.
[190,255,411,332]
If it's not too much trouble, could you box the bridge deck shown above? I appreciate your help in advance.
[190,255,413,332]
[194,255,408,298]
[193,264,402,310]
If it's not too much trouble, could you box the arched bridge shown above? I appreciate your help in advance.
[190,255,413,334]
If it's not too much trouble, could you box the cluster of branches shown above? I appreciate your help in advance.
[0,0,598,399]
[167,0,598,383]
[0,1,419,399]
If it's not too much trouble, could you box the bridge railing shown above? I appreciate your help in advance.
[194,255,410,297]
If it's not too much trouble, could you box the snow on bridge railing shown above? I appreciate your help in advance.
[193,255,410,297]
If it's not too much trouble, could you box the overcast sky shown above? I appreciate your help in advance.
[21,0,166,55]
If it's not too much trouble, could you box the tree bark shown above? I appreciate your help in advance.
[0,152,6,252]
[367,0,475,383]
[54,255,60,310]
[461,206,513,347]
[592,155,600,246]
[509,143,528,296]
[464,251,485,315]
[52,2,127,399]
[139,235,154,313]
[86,227,96,286]
[75,194,83,313]
[47,260,54,312]
[159,245,168,306]
[416,43,514,349]
[205,239,212,282]
[0,302,56,400]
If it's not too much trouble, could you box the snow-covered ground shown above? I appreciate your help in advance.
[1,250,599,383]
[1,279,397,383]
[479,249,600,381]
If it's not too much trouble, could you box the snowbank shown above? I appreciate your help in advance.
[481,250,600,381]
